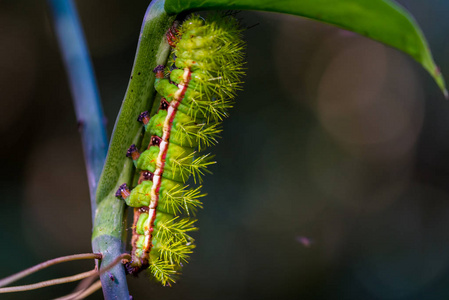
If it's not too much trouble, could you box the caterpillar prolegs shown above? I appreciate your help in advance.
[115,14,245,285]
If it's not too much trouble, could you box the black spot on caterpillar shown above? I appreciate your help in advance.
[116,14,245,286]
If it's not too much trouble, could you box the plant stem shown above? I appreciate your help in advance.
[47,0,108,224]
[54,280,102,300]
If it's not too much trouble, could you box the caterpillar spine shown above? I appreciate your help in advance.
[116,14,245,285]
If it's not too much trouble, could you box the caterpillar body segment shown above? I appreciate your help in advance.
[116,14,245,286]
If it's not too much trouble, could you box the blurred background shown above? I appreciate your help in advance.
[1,0,449,299]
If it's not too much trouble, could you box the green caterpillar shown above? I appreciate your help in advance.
[115,14,245,286]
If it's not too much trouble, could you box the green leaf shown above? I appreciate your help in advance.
[95,3,175,207]
[92,0,175,255]
[91,0,175,297]
[92,0,175,266]
[165,0,447,98]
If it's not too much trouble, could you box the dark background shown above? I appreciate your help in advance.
[2,0,449,299]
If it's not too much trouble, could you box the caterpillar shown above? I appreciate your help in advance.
[115,14,245,286]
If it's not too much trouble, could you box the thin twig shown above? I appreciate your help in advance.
[75,280,102,300]
[0,253,102,288]
[102,253,131,272]
[0,253,130,294]
[0,270,97,293]
[54,280,102,300]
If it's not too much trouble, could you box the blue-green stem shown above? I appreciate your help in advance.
[48,0,118,297]
[47,0,108,224]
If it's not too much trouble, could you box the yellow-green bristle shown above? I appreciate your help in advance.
[174,122,223,151]
[148,257,177,287]
[171,152,215,183]
[156,238,195,265]
[160,185,205,216]
[155,216,198,243]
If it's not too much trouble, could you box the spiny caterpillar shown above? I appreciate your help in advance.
[115,14,245,286]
